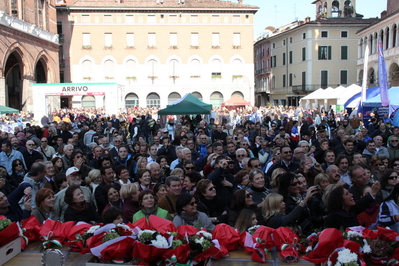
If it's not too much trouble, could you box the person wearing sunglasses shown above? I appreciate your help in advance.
[196,179,228,224]
[173,193,214,231]
[376,169,399,203]
[228,189,263,227]
[208,156,236,208]
[388,136,399,160]
[266,146,299,178]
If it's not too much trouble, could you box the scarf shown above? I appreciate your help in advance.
[290,194,302,205]
[180,211,199,226]
[141,204,159,217]
[71,201,87,212]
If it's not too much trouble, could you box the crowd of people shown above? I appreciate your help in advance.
[0,105,398,239]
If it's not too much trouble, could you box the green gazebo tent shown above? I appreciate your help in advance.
[158,93,212,115]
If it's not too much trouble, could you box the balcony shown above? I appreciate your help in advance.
[292,84,340,93]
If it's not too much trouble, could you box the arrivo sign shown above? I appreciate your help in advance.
[62,86,89,92]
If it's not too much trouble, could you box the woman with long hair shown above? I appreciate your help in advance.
[51,156,65,175]
[9,159,26,188]
[228,189,262,227]
[377,169,399,203]
[246,169,270,206]
[101,184,124,216]
[234,209,258,233]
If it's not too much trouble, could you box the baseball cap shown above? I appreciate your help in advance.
[27,129,35,135]
[66,167,81,176]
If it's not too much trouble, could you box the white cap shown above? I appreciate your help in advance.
[66,167,80,176]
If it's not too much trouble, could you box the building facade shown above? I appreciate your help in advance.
[357,0,399,89]
[55,0,258,112]
[254,0,377,107]
[0,0,60,111]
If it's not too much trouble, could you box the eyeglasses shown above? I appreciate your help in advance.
[207,186,215,191]
[27,144,35,146]
[41,140,47,142]
[201,138,207,140]
[189,201,197,206]
[185,167,195,170]
[245,193,252,198]
[15,163,22,166]
[252,164,261,168]
[290,182,299,186]
[393,163,399,167]
[388,175,398,180]
[283,151,292,154]
[391,140,399,142]
[379,163,386,166]
[237,154,246,158]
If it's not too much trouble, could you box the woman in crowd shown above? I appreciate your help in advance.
[70,150,91,179]
[378,183,399,232]
[154,183,168,200]
[270,168,286,192]
[120,183,140,223]
[309,173,330,228]
[183,160,196,174]
[133,190,171,222]
[228,189,262,227]
[88,169,101,193]
[234,170,250,190]
[261,190,314,229]
[10,159,26,188]
[246,169,269,206]
[325,182,379,230]
[51,156,65,175]
[101,184,124,216]
[134,156,148,175]
[377,169,398,203]
[137,168,153,191]
[31,188,55,224]
[97,155,114,169]
[157,155,170,177]
[54,173,67,192]
[196,179,228,224]
[234,209,258,233]
[182,171,201,195]
[103,207,123,225]
[115,165,132,186]
[173,193,214,230]
[265,147,281,173]
[64,185,102,223]
[370,155,383,180]
[391,157,399,174]
[170,168,185,184]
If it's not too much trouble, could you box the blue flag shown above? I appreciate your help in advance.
[378,38,389,107]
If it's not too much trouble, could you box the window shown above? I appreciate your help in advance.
[82,60,93,78]
[126,15,134,23]
[169,15,178,23]
[104,33,112,47]
[147,15,156,23]
[272,43,275,48]
[190,15,199,23]
[125,93,139,108]
[211,15,220,24]
[148,59,158,81]
[125,60,137,77]
[104,60,115,78]
[190,59,200,76]
[168,93,181,105]
[104,15,112,24]
[289,73,293,86]
[318,46,331,60]
[169,59,179,78]
[232,15,240,24]
[283,53,286,65]
[341,46,348,60]
[211,59,222,76]
[321,70,328,88]
[302,47,306,61]
[191,33,198,46]
[82,15,90,23]
[303,33,306,39]
[321,31,328,38]
[283,39,286,46]
[212,33,220,47]
[232,59,242,75]
[146,93,160,108]
[302,71,306,88]
[283,74,286,87]
[272,55,276,67]
[126,33,134,47]
[341,31,348,38]
[289,51,293,64]
[233,33,241,46]
[210,92,223,107]
[340,70,348,84]
[170,33,177,46]
[82,96,95,108]
[82,33,90,46]
[289,37,292,43]
[148,33,156,47]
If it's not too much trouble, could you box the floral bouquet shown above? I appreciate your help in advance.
[273,227,305,263]
[90,224,136,264]
[132,229,171,264]
[66,223,99,253]
[212,223,240,251]
[0,216,20,247]
[160,231,191,264]
[303,232,321,253]
[187,230,227,262]
[362,227,399,265]
[20,215,42,243]
[39,219,76,249]
[343,229,371,255]
[327,247,363,266]
[238,225,259,253]
[132,215,176,237]
[250,226,275,262]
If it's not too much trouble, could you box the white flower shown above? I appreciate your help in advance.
[151,234,169,248]
[116,224,131,231]
[196,230,212,240]
[346,231,363,239]
[138,229,156,238]
[195,237,205,245]
[362,239,371,254]
[336,249,358,264]
[306,246,313,252]
[248,225,260,232]
[87,225,101,234]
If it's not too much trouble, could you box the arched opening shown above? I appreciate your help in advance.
[257,95,262,106]
[82,95,96,108]
[5,51,23,110]
[82,60,93,80]
[358,69,364,86]
[369,68,375,85]
[146,93,160,108]
[210,92,223,107]
[232,91,244,99]
[344,0,353,18]
[125,60,137,79]
[232,59,243,76]
[192,91,202,100]
[386,27,390,50]
[104,59,115,79]
[370,34,373,54]
[190,59,201,77]
[35,58,47,83]
[389,63,399,87]
[168,92,181,105]
[322,2,327,17]
[125,93,139,108]
[380,30,384,50]
[393,24,397,48]
[332,0,340,18]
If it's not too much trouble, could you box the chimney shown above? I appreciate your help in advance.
[305,16,311,23]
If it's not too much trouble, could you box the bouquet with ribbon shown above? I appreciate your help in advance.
[212,223,240,251]
[66,223,99,253]
[90,223,136,264]
[132,228,172,264]
[0,216,20,247]
[39,219,75,249]
[273,227,305,263]
[133,215,176,237]
[327,247,365,266]
[361,227,399,265]
[161,231,191,264]
[250,226,275,263]
[20,215,42,243]
[187,230,228,262]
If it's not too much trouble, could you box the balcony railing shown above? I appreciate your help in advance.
[292,84,340,93]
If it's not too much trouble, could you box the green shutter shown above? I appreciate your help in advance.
[318,46,322,59]
[302,47,306,61]
[341,46,348,60]
[328,46,332,60]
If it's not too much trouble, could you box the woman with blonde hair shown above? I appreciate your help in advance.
[270,168,286,191]
[88,169,102,193]
[261,191,313,229]
[120,183,140,223]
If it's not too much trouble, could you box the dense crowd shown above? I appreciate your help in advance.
[0,105,398,239]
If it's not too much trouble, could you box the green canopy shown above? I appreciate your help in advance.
[0,105,19,114]
[158,93,212,115]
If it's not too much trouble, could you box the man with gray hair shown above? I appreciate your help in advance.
[61,144,74,170]
[175,148,192,170]
[170,146,184,170]
[147,162,164,183]
[157,176,182,218]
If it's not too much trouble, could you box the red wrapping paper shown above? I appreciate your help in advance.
[239,231,254,252]
[212,224,240,251]
[161,243,191,262]
[101,237,135,262]
[132,240,169,262]
[0,222,20,247]
[192,239,228,262]
[177,225,199,237]
[21,215,42,242]
[39,220,76,243]
[250,226,275,262]
[132,216,176,237]
[86,232,107,249]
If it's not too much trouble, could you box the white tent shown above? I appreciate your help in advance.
[336,84,362,106]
